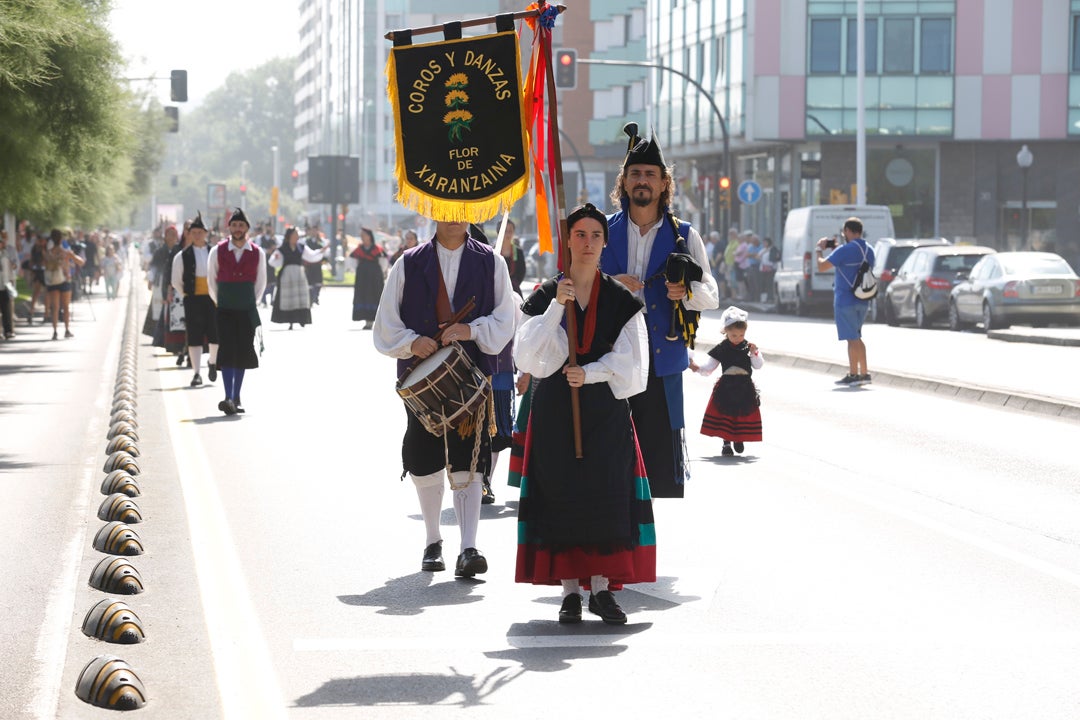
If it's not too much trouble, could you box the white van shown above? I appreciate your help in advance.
[773,205,896,315]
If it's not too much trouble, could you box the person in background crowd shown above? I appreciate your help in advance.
[599,122,719,499]
[43,229,85,340]
[390,230,419,265]
[268,227,319,329]
[758,237,779,303]
[723,227,740,301]
[373,220,516,578]
[513,202,654,625]
[303,227,329,305]
[172,212,220,388]
[498,219,526,294]
[82,232,99,295]
[207,208,267,415]
[0,231,17,339]
[258,226,279,308]
[816,216,875,387]
[25,232,48,324]
[101,243,123,300]
[348,227,387,330]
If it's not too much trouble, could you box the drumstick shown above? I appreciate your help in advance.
[398,296,477,380]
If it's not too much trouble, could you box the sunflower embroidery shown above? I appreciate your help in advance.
[443,110,474,142]
[442,74,473,143]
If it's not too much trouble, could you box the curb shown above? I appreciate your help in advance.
[760,350,1080,422]
[693,338,1080,423]
[988,329,1080,347]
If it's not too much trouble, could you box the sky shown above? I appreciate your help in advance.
[107,0,300,106]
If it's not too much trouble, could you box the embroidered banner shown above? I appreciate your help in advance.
[386,30,529,223]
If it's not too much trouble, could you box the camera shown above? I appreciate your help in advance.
[823,236,837,249]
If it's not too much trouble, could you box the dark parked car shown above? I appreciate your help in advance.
[883,245,996,328]
[948,251,1080,332]
[868,237,950,322]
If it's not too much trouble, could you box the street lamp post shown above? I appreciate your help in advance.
[271,144,280,234]
[1016,144,1033,248]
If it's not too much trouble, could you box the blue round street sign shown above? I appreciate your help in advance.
[737,180,762,205]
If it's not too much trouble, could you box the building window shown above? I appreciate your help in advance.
[1073,15,1080,71]
[810,19,842,73]
[883,18,914,73]
[846,18,878,73]
[920,18,952,73]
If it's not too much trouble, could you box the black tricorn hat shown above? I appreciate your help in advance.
[189,211,207,231]
[621,122,666,170]
[228,207,250,227]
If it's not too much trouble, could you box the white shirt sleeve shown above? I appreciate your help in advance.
[170,251,184,298]
[513,300,568,379]
[301,244,327,263]
[682,226,720,312]
[206,247,218,304]
[581,307,648,399]
[372,257,420,359]
[268,249,284,269]
[750,348,764,370]
[253,246,267,302]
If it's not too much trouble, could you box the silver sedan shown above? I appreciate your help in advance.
[948,251,1080,332]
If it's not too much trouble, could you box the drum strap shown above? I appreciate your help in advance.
[445,398,486,490]
[434,253,452,323]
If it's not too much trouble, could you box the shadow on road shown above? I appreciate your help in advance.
[339,572,486,616]
[294,665,521,708]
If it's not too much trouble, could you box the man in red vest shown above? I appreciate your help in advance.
[207,208,267,415]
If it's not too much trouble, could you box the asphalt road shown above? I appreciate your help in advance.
[3,273,1079,719]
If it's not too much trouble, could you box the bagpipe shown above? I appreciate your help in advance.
[662,212,703,349]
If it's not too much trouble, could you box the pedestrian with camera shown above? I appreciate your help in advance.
[815,217,875,386]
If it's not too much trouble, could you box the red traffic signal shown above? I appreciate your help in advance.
[239,184,247,194]
[554,49,577,90]
[290,169,299,182]
[718,176,731,190]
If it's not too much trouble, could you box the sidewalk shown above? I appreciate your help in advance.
[695,302,1080,422]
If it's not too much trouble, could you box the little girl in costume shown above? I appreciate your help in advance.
[692,306,764,456]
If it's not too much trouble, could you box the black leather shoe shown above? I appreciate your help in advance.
[218,398,237,416]
[588,591,627,625]
[421,541,445,572]
[454,548,488,577]
[722,444,734,457]
[190,373,202,387]
[558,593,582,624]
[733,441,745,453]
[481,478,495,505]
[207,363,217,382]
[234,401,245,414]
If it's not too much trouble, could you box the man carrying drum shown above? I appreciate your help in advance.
[373,220,517,577]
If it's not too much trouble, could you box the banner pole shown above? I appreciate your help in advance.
[384,5,566,41]
[539,14,583,459]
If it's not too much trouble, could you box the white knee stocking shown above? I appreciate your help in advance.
[590,575,609,593]
[188,345,203,372]
[411,471,445,546]
[208,343,219,365]
[561,579,581,597]
[450,472,483,552]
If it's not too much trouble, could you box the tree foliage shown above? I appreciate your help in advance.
[0,0,165,227]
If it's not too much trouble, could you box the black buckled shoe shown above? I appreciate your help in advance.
[454,548,488,577]
[207,363,218,382]
[588,590,627,625]
[558,593,582,624]
[421,541,445,572]
[481,478,495,505]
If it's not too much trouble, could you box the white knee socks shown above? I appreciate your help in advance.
[561,579,581,598]
[411,471,444,546]
[208,342,219,366]
[450,472,483,552]
[188,345,202,372]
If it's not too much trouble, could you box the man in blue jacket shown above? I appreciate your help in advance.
[600,123,719,498]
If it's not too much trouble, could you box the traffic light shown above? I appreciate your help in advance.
[554,49,577,90]
[164,106,179,133]
[290,169,299,184]
[239,183,247,195]
[718,176,731,209]
[170,70,188,102]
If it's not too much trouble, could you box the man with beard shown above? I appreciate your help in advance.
[171,212,220,387]
[207,208,266,415]
[600,123,719,499]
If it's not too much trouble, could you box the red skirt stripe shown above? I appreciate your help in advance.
[701,406,762,441]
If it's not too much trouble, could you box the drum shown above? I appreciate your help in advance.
[396,343,489,437]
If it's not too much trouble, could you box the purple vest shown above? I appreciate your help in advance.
[398,236,504,377]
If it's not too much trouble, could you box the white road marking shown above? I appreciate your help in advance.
[160,356,288,720]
